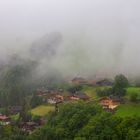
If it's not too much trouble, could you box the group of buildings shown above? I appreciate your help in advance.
[0,77,120,133]
[0,106,23,126]
[71,77,113,86]
[36,88,90,105]
[0,106,46,134]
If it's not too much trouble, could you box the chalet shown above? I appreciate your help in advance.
[96,79,113,86]
[55,94,64,101]
[99,96,123,110]
[47,93,64,104]
[71,77,88,85]
[9,106,23,114]
[36,92,47,97]
[69,92,90,101]
[47,98,57,104]
[0,114,10,125]
[69,95,80,101]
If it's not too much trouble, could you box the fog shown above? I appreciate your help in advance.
[0,0,140,80]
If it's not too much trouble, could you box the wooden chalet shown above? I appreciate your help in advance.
[47,93,64,104]
[71,77,88,85]
[96,79,113,86]
[69,92,90,101]
[99,96,123,110]
[36,92,47,97]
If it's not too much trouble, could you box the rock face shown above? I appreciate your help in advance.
[30,32,62,60]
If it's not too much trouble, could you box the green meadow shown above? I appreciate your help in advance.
[31,105,55,116]
[115,103,140,117]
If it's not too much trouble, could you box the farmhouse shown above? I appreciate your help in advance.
[47,98,57,104]
[36,92,47,97]
[99,96,123,110]
[69,95,80,100]
[96,79,113,86]
[47,93,64,104]
[71,77,88,85]
[0,114,10,125]
[69,92,90,101]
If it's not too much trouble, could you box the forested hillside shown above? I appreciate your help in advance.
[28,102,140,140]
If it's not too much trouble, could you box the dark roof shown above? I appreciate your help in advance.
[78,94,89,99]
[0,115,9,120]
[96,79,114,86]
[109,96,124,102]
[71,92,89,99]
[72,77,86,82]
[100,96,124,102]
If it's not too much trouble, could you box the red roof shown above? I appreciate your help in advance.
[0,115,9,120]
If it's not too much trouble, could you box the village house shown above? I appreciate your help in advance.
[47,98,57,104]
[0,114,10,126]
[71,77,88,85]
[36,92,47,97]
[99,96,123,110]
[47,93,64,104]
[96,79,114,86]
[36,88,64,104]
[69,92,90,101]
[36,86,64,96]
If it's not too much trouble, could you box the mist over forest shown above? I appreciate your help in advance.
[1,1,140,140]
[0,0,140,81]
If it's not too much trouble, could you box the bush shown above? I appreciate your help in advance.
[67,85,83,93]
[30,95,44,108]
[32,115,41,123]
[135,82,140,87]
[130,93,138,102]
[96,88,113,97]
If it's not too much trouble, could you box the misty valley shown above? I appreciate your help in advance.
[1,0,140,140]
[0,56,140,140]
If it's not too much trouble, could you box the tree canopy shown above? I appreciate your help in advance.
[28,102,140,140]
[112,74,129,97]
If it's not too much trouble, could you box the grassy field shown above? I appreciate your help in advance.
[127,87,140,94]
[115,87,140,117]
[31,105,55,116]
[115,103,140,117]
[83,86,140,99]
[82,86,98,99]
[31,86,140,117]
[82,85,111,99]
[125,87,140,99]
